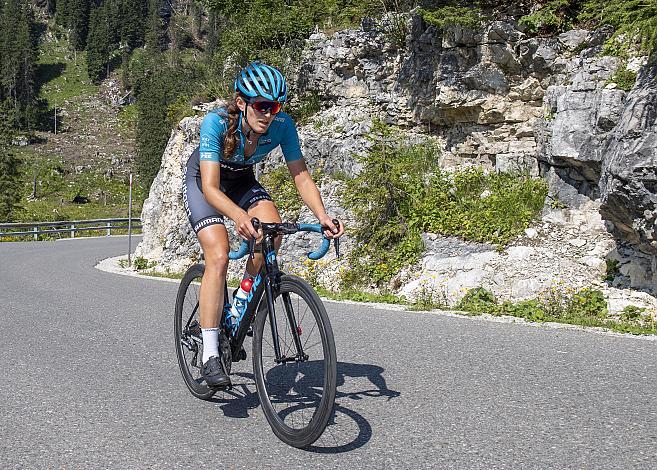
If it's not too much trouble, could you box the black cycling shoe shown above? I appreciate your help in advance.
[201,356,231,389]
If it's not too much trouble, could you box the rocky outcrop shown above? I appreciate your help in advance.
[134,114,201,273]
[599,65,657,290]
[135,13,657,311]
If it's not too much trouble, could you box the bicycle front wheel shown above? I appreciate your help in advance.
[252,274,337,448]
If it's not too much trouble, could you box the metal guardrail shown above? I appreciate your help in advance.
[0,218,142,240]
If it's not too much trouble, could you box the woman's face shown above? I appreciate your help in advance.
[238,96,276,135]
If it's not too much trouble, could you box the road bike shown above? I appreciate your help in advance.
[174,219,340,448]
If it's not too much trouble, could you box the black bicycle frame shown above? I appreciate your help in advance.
[185,229,308,364]
[228,230,308,364]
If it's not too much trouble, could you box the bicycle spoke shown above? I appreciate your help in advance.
[301,321,319,350]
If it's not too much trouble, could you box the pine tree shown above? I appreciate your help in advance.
[120,0,147,49]
[145,0,166,52]
[0,101,22,221]
[206,10,218,60]
[135,66,169,188]
[86,4,110,83]
[55,0,70,27]
[0,0,38,129]
[68,0,91,51]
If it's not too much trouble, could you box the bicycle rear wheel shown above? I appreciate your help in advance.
[252,274,337,448]
[174,264,215,400]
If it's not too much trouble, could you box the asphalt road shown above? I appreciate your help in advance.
[1,237,656,469]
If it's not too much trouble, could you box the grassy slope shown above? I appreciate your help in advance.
[12,36,145,224]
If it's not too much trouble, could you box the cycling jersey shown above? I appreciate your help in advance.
[183,107,302,234]
[198,107,302,166]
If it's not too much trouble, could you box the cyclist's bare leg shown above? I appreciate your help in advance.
[245,199,282,276]
[197,224,230,329]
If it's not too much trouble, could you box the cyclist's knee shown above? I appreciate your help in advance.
[204,250,229,272]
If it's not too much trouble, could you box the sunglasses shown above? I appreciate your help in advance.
[249,100,283,115]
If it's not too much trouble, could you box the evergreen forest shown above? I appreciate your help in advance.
[0,0,655,223]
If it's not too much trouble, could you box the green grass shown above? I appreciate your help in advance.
[12,147,145,223]
[314,286,408,304]
[118,104,138,136]
[454,286,657,336]
[37,39,98,110]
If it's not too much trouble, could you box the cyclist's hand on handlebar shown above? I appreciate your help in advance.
[236,212,260,240]
[319,216,344,239]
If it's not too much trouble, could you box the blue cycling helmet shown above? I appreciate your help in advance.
[234,61,288,103]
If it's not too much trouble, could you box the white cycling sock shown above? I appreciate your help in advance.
[201,328,219,363]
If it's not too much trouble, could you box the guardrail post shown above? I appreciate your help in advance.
[71,224,75,238]
[106,222,111,236]
[33,227,38,241]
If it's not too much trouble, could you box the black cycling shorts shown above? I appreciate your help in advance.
[183,148,273,234]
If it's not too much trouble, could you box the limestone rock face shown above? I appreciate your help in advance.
[599,65,657,290]
[134,116,201,273]
[135,14,657,309]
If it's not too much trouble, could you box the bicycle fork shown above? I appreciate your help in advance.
[262,239,308,365]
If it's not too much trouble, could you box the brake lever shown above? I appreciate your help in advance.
[332,219,341,259]
[250,217,260,260]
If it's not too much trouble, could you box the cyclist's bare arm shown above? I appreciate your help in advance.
[286,159,344,239]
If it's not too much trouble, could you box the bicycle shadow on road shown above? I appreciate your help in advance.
[206,361,400,453]
[206,372,260,418]
[305,361,401,454]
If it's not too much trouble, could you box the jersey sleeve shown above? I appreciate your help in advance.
[279,115,303,162]
[199,112,227,162]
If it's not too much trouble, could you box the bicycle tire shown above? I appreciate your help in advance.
[252,274,337,448]
[174,263,215,400]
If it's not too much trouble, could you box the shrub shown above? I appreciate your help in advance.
[419,5,485,31]
[579,0,657,54]
[456,287,496,314]
[605,259,620,281]
[132,256,155,270]
[607,66,637,92]
[619,305,646,322]
[260,166,303,217]
[287,91,322,125]
[499,299,546,322]
[519,0,578,35]
[567,288,607,318]
[341,121,547,287]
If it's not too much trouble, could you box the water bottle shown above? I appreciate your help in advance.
[229,277,254,326]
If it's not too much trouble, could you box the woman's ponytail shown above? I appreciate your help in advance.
[223,96,240,160]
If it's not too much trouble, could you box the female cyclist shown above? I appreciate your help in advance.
[182,61,344,388]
